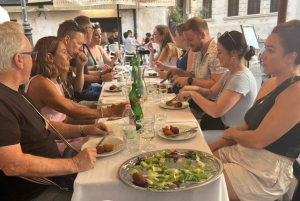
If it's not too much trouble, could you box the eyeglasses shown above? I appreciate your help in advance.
[21,51,38,61]
[220,31,236,44]
[87,26,94,32]
[62,21,79,37]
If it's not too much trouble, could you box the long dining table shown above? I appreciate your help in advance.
[71,71,229,201]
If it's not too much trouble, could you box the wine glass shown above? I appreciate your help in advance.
[121,84,131,102]
[140,121,155,151]
[123,71,130,85]
[125,62,130,70]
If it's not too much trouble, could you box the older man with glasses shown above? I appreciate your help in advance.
[0,21,107,201]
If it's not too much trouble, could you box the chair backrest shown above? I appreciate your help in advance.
[124,43,136,54]
[292,160,300,201]
[109,44,119,53]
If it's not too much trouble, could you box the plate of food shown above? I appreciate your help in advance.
[104,84,122,92]
[157,124,198,140]
[81,137,124,157]
[144,72,159,77]
[159,101,189,110]
[118,149,223,192]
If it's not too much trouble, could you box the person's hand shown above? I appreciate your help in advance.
[155,61,164,70]
[172,77,189,88]
[101,72,114,82]
[98,64,111,71]
[72,147,97,172]
[147,42,154,52]
[180,85,201,93]
[75,51,88,68]
[166,68,185,80]
[105,103,126,117]
[176,90,193,101]
[221,126,238,140]
[159,71,167,79]
[101,68,113,74]
[114,50,122,58]
[84,122,109,136]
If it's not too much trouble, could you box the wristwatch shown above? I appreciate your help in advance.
[187,77,193,85]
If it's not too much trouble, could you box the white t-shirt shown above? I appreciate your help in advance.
[218,68,257,127]
[0,6,10,23]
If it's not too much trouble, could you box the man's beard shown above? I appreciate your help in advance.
[192,41,203,52]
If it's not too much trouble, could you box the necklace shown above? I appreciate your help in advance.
[258,76,295,105]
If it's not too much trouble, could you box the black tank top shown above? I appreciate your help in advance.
[244,76,300,158]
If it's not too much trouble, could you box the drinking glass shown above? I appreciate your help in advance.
[159,85,168,100]
[154,111,167,132]
[123,124,139,153]
[123,71,130,85]
[124,62,130,70]
[152,89,162,103]
[140,121,155,151]
[121,84,131,102]
[117,73,124,86]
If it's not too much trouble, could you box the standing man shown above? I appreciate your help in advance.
[166,17,226,119]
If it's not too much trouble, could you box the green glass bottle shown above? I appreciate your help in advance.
[129,82,143,131]
[132,54,144,95]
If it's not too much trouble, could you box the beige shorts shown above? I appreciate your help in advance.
[219,144,293,201]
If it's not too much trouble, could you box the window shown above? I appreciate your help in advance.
[247,0,260,15]
[203,0,212,19]
[270,0,279,12]
[228,0,239,17]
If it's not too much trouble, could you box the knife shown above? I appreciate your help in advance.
[96,135,107,147]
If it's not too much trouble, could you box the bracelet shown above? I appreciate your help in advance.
[79,125,86,137]
[94,65,97,71]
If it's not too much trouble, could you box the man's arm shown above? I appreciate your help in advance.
[0,144,96,178]
[190,73,223,88]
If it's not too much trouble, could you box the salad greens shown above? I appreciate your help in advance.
[132,150,213,190]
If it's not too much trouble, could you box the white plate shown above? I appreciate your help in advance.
[104,86,122,92]
[157,124,197,141]
[81,137,124,157]
[144,72,159,78]
[159,101,189,110]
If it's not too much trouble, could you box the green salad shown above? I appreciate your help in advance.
[131,150,213,190]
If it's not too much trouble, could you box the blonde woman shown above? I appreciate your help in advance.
[148,25,181,77]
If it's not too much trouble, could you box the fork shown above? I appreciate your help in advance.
[107,131,116,137]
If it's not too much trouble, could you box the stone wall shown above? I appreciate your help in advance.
[192,0,299,40]
[7,7,167,45]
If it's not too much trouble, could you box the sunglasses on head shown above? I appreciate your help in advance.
[62,21,79,37]
[220,31,236,44]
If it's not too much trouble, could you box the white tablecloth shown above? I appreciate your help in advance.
[72,78,229,201]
